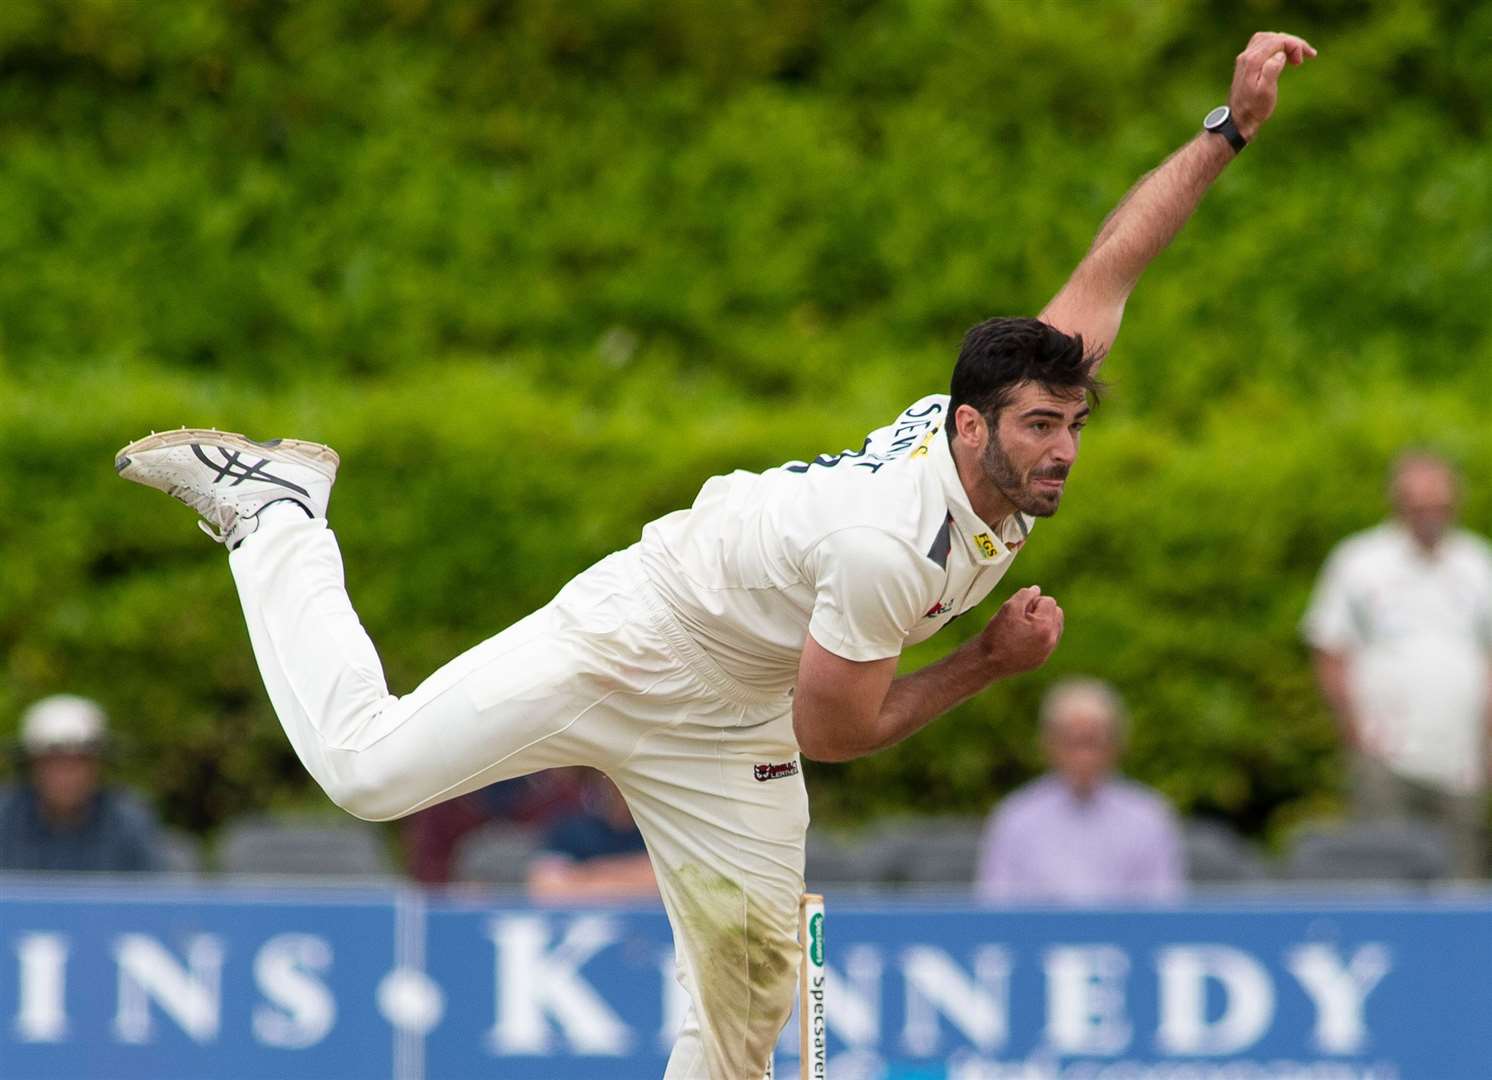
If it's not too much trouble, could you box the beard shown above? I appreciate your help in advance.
[981,435,1068,517]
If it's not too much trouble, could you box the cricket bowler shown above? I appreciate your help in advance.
[116,32,1314,1078]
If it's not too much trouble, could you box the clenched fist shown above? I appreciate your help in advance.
[980,585,1064,679]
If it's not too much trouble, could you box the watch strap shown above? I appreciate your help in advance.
[1205,107,1248,153]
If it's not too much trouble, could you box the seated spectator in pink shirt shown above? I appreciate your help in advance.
[976,677,1183,905]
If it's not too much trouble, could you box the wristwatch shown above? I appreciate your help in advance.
[1203,105,1247,153]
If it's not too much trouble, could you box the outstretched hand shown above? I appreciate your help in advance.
[1229,31,1317,141]
[981,585,1064,679]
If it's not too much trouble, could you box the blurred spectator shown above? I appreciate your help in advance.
[0,695,164,873]
[527,770,656,902]
[1302,450,1492,877]
[404,769,584,884]
[976,678,1183,905]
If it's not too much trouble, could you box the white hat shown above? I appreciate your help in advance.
[20,695,109,755]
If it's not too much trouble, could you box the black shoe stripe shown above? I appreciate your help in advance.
[191,444,311,498]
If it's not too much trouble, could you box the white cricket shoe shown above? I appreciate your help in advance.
[115,429,340,547]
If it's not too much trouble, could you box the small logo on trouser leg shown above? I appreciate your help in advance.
[753,761,800,782]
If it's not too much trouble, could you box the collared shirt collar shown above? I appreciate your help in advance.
[1385,519,1449,565]
[923,426,1032,564]
[1047,773,1116,812]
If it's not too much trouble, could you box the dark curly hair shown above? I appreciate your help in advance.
[947,317,1104,435]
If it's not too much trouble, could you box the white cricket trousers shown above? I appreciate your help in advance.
[228,516,806,1079]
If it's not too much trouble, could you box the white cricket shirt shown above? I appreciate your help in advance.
[1302,521,1492,794]
[638,395,1031,694]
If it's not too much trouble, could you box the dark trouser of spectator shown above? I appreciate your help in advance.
[1351,752,1487,879]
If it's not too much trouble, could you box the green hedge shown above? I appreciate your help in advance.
[1,0,1489,845]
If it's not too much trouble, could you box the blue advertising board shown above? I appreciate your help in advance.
[1,878,1488,1079]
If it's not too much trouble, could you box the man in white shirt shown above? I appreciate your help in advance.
[1303,451,1492,877]
[115,32,1314,1079]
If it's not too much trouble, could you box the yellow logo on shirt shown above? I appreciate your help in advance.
[973,532,998,559]
[909,428,939,458]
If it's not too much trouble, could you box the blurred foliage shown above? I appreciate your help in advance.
[0,0,1488,846]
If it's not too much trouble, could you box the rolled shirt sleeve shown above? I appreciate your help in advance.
[806,526,935,662]
[1301,544,1363,652]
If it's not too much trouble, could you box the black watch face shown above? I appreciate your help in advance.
[1204,105,1230,131]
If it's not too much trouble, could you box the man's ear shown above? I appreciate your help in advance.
[953,403,988,449]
